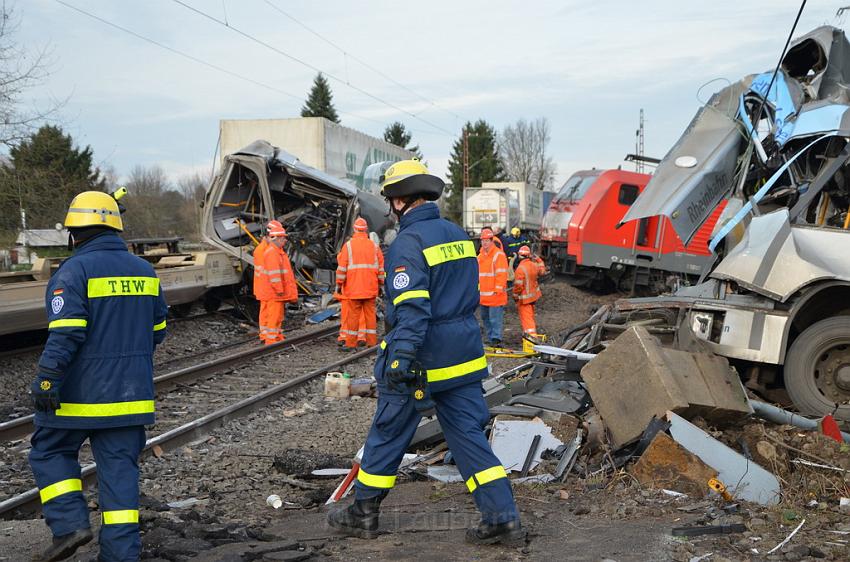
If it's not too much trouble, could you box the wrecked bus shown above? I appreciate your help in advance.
[585,26,850,420]
[201,140,396,298]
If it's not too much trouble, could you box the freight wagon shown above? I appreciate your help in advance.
[0,242,242,337]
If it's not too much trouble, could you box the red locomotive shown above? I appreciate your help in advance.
[539,169,726,292]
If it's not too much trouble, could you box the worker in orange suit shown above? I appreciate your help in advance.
[253,220,278,344]
[336,217,384,350]
[335,279,369,348]
[261,223,298,343]
[512,245,544,337]
[478,228,508,347]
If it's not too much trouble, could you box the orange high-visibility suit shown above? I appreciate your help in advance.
[478,245,508,307]
[260,243,298,343]
[253,238,270,343]
[513,256,544,335]
[335,232,384,348]
[335,296,369,345]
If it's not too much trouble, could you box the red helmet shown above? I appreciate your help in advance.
[480,228,494,240]
[353,217,368,232]
[268,222,287,238]
[518,245,531,257]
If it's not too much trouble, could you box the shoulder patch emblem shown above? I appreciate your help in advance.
[392,272,410,290]
[51,296,64,315]
[394,266,406,273]
[53,288,64,296]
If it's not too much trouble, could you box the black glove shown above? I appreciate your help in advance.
[31,375,62,413]
[385,349,417,392]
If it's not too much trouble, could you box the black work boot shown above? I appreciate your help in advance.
[327,496,384,539]
[32,528,93,562]
[465,519,526,546]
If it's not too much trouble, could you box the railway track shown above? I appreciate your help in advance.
[0,306,244,360]
[153,335,258,370]
[0,323,373,518]
[0,323,340,443]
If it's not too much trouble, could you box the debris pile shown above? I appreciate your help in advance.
[320,306,849,557]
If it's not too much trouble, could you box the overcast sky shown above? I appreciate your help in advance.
[15,0,848,189]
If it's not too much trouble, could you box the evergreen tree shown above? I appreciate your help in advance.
[383,121,422,159]
[300,73,340,123]
[444,120,504,224]
[0,125,105,236]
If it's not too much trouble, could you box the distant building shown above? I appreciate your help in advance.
[14,229,69,264]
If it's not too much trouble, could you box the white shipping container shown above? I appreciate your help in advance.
[463,182,543,233]
[482,181,544,228]
[219,117,413,191]
[463,188,510,233]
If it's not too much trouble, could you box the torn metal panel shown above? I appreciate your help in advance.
[782,26,850,103]
[667,412,780,506]
[622,26,850,247]
[489,419,563,473]
[618,78,749,244]
[426,465,463,484]
[711,210,849,302]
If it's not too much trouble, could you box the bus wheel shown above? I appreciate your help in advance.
[784,316,850,421]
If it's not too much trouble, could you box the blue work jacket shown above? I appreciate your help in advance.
[502,235,528,258]
[379,203,488,393]
[35,232,168,429]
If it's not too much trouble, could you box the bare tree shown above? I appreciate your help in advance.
[0,3,62,148]
[122,165,174,238]
[499,117,557,191]
[120,166,210,241]
[177,170,209,241]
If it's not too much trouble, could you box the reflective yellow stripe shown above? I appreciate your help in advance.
[39,478,82,504]
[153,320,166,331]
[422,240,476,266]
[357,469,396,489]
[392,289,430,306]
[55,400,155,417]
[465,465,508,493]
[48,319,87,329]
[426,355,488,383]
[88,277,160,298]
[102,510,139,524]
[380,341,387,350]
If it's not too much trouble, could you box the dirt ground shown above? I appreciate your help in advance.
[2,280,848,561]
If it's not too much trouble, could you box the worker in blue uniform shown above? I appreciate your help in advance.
[327,160,524,546]
[502,227,528,260]
[28,190,168,562]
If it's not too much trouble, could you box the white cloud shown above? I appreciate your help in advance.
[16,0,844,188]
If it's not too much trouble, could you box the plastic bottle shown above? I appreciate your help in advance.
[324,371,351,398]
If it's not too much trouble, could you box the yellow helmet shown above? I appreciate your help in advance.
[511,227,521,237]
[380,158,444,201]
[64,191,123,231]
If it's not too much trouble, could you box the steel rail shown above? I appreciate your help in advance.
[0,324,339,442]
[0,341,374,518]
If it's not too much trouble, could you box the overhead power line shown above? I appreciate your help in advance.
[53,0,426,130]
[262,0,462,122]
[170,0,455,138]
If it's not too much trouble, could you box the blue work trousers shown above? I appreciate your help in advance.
[355,381,518,525]
[479,305,504,343]
[29,425,146,562]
